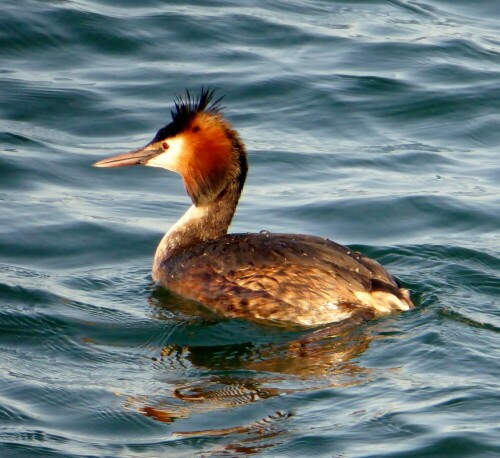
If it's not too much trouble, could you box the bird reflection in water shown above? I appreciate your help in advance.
[122,290,375,455]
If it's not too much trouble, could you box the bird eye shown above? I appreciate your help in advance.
[162,142,169,150]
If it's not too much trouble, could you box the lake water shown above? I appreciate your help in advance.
[1,1,499,456]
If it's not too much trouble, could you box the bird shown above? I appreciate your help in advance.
[93,88,414,327]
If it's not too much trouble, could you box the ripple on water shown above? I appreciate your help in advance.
[1,0,500,456]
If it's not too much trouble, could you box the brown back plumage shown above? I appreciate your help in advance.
[155,232,414,327]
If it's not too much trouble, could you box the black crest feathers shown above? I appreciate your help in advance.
[152,88,224,142]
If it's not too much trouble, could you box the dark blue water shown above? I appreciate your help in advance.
[1,1,499,456]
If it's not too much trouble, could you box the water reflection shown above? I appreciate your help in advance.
[128,292,374,454]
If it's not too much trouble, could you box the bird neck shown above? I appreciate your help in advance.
[152,158,247,280]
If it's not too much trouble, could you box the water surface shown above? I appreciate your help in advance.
[1,0,499,456]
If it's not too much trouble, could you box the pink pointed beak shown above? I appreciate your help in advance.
[93,144,161,168]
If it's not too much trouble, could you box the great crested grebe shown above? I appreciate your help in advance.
[93,88,414,326]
